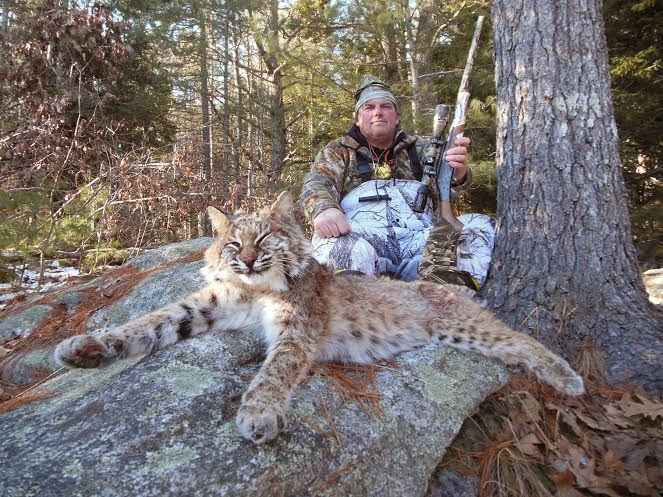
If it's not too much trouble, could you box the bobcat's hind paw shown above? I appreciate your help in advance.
[54,335,113,369]
[236,402,287,444]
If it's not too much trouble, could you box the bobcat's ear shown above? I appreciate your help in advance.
[270,191,295,218]
[207,206,230,236]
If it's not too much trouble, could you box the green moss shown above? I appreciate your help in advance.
[142,362,221,399]
[62,460,85,479]
[143,445,200,474]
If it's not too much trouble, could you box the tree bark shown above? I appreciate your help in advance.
[198,4,213,183]
[270,64,286,181]
[267,0,286,182]
[196,2,212,237]
[1,0,10,32]
[251,0,286,184]
[222,1,231,175]
[486,0,663,391]
[233,20,244,193]
[245,37,255,199]
[400,0,465,133]
[401,0,436,133]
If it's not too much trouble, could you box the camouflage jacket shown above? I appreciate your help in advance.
[300,128,471,223]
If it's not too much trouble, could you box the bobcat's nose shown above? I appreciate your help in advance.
[239,249,257,270]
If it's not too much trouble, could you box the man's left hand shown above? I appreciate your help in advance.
[445,135,471,181]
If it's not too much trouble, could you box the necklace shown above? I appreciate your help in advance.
[369,144,392,179]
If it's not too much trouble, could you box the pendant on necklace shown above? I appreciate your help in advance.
[374,162,391,179]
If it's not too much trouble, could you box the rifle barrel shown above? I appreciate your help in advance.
[436,15,485,230]
[457,16,485,97]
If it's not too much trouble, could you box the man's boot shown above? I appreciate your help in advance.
[418,222,479,291]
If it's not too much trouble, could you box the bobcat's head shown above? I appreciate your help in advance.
[203,192,312,289]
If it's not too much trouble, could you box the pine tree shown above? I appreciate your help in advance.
[487,0,663,391]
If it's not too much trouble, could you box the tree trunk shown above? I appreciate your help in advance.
[198,5,213,183]
[486,0,663,391]
[222,1,231,176]
[401,0,458,134]
[267,0,286,183]
[401,0,436,133]
[1,0,10,32]
[233,12,243,189]
[270,65,286,182]
[245,38,254,199]
[402,3,422,133]
[197,2,212,237]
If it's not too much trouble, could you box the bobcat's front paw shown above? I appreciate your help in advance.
[54,335,113,369]
[236,401,287,444]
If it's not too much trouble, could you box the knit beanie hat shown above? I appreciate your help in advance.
[354,75,398,114]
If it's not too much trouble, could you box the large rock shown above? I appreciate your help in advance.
[1,343,506,497]
[0,239,210,385]
[0,304,53,342]
[0,238,508,497]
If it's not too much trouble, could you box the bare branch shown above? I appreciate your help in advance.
[418,69,463,79]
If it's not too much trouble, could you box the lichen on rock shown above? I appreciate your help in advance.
[0,237,509,497]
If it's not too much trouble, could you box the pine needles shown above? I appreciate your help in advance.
[440,368,663,497]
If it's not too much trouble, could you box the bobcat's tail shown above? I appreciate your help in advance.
[430,297,585,396]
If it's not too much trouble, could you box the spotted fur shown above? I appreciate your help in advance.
[54,192,584,444]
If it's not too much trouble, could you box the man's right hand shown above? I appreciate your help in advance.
[313,208,351,238]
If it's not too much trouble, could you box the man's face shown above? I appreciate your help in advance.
[355,98,399,145]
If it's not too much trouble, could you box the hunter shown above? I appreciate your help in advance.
[299,76,494,288]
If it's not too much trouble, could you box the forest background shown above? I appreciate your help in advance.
[0,0,660,275]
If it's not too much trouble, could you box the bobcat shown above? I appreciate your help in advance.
[54,192,584,444]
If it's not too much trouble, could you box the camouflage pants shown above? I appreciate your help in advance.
[311,180,495,285]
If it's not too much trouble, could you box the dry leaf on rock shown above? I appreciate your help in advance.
[618,393,663,422]
[645,463,663,490]
[574,409,613,432]
[515,432,544,460]
[555,483,587,497]
[557,438,613,492]
[600,449,625,474]
[554,405,586,440]
[586,486,628,497]
[603,404,633,429]
[620,470,658,497]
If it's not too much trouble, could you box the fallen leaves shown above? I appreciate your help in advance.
[440,375,663,497]
[618,392,663,422]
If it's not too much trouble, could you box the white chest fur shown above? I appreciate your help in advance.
[257,295,288,349]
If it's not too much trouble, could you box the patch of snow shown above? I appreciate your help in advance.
[0,262,81,311]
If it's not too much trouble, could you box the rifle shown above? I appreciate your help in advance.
[413,16,485,232]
